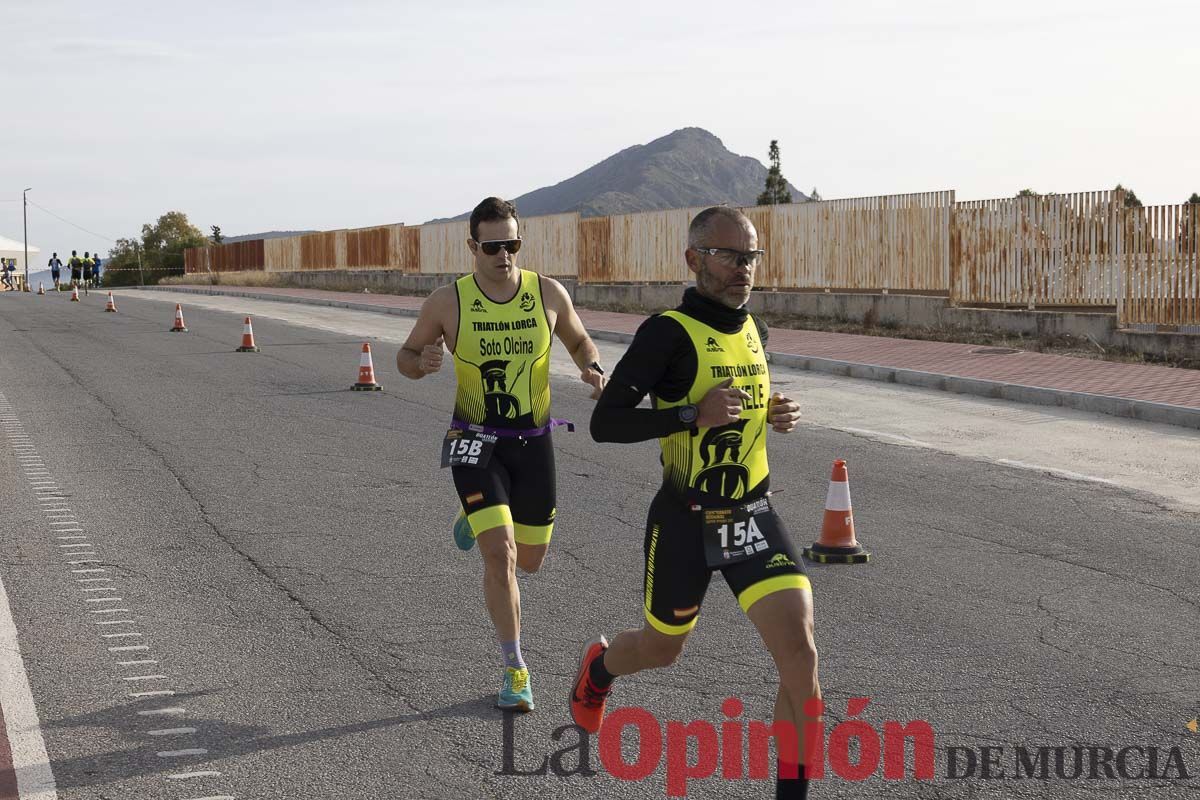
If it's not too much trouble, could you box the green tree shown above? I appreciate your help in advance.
[1016,188,1040,197]
[809,186,822,202]
[756,140,793,205]
[1114,184,1143,208]
[104,211,207,286]
[1186,193,1200,204]
[211,225,224,244]
[141,211,207,273]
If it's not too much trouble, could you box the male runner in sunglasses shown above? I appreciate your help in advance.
[573,206,819,798]
[398,196,606,712]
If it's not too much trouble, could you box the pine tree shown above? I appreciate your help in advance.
[210,225,224,244]
[1186,193,1200,204]
[810,187,822,202]
[756,140,793,205]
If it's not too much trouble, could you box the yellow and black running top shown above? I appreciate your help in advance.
[653,310,771,502]
[452,270,552,429]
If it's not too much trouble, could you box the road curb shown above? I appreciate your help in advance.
[133,286,1200,431]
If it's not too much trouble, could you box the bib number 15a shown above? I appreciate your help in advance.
[701,500,773,568]
[718,517,763,549]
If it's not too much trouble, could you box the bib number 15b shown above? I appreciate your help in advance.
[441,429,497,469]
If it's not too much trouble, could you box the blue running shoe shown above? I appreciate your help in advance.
[496,666,534,712]
[453,509,475,552]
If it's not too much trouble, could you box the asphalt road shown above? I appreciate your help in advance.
[0,289,1197,799]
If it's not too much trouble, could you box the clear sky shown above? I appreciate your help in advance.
[3,0,1198,259]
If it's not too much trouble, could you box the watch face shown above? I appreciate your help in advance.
[679,405,698,424]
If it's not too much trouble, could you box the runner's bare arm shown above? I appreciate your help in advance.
[397,287,454,380]
[543,277,606,397]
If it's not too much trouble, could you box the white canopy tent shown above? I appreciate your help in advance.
[0,235,41,271]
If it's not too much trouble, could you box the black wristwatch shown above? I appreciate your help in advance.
[588,361,605,375]
[677,404,699,429]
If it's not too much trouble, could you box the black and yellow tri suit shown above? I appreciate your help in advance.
[591,288,810,635]
[449,269,557,545]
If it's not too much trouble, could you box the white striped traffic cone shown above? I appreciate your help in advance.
[70,285,80,302]
[104,292,117,312]
[37,282,45,295]
[236,316,259,352]
[351,343,382,391]
[803,459,869,564]
[170,303,188,332]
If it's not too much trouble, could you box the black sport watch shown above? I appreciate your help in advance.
[677,404,699,429]
[588,361,605,375]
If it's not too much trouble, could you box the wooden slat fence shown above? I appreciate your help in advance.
[953,190,1123,307]
[1121,202,1200,327]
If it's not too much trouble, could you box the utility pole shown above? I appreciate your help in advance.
[22,188,32,291]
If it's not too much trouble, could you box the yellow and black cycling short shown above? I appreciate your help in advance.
[642,489,810,636]
[451,433,556,545]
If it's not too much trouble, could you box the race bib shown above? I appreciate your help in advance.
[699,496,777,568]
[440,428,498,469]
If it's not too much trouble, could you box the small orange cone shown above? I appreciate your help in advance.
[803,459,869,564]
[37,282,45,295]
[170,303,188,332]
[70,285,80,302]
[104,292,117,312]
[236,316,259,352]
[352,342,383,391]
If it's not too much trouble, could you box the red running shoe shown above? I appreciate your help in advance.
[570,636,612,734]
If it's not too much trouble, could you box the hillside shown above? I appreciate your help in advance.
[428,128,806,223]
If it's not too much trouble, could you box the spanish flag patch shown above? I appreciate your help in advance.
[465,492,485,506]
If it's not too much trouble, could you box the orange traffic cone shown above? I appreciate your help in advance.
[803,459,870,564]
[70,285,80,302]
[170,303,188,332]
[37,282,45,295]
[352,343,383,391]
[104,292,117,312]
[236,316,259,352]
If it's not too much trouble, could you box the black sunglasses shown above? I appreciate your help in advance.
[476,238,522,256]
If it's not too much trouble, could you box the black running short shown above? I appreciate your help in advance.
[451,432,556,545]
[642,489,810,635]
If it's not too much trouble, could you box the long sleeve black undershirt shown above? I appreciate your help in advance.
[590,288,769,444]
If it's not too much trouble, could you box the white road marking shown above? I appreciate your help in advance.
[157,749,208,757]
[82,587,117,592]
[71,568,107,574]
[68,560,101,565]
[0,525,59,798]
[148,727,196,736]
[132,691,176,698]
[95,620,136,625]
[76,577,110,583]
[117,660,158,666]
[102,632,143,639]
[108,645,149,652]
[57,536,88,540]
[123,675,168,681]
[58,543,93,549]
[84,597,122,603]
[138,707,186,716]
[89,608,131,614]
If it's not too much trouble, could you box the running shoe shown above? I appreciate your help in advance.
[452,509,475,552]
[570,636,611,733]
[496,666,534,712]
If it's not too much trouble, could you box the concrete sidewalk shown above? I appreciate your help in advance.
[134,285,1200,430]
